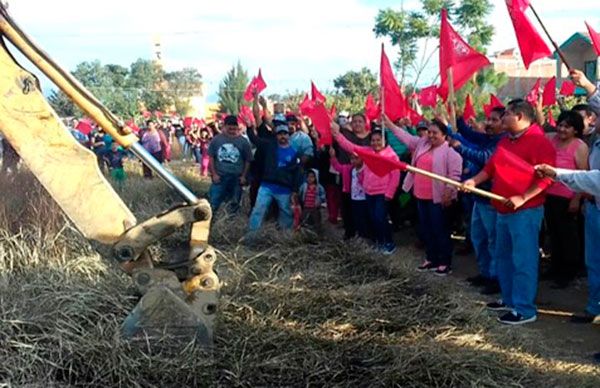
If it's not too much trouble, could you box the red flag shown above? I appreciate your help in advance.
[243,69,267,102]
[525,78,542,106]
[311,81,326,103]
[547,110,556,127]
[238,104,255,126]
[490,146,536,195]
[75,119,93,135]
[505,0,552,69]
[380,45,407,121]
[125,120,140,134]
[586,22,600,56]
[354,147,408,177]
[329,103,337,118]
[142,110,152,119]
[299,93,314,116]
[153,110,164,120]
[365,93,381,122]
[183,117,193,128]
[463,94,476,121]
[418,85,438,107]
[438,9,490,100]
[542,76,557,107]
[559,80,576,96]
[407,106,423,127]
[306,102,332,146]
[483,94,504,117]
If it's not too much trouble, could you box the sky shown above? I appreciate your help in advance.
[3,0,598,102]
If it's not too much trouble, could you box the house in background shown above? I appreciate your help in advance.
[555,32,599,95]
[490,48,556,100]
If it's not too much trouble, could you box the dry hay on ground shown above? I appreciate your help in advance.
[0,167,598,387]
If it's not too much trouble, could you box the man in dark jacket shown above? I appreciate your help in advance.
[246,119,303,232]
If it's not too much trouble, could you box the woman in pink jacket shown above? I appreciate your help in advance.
[332,122,400,255]
[384,115,463,276]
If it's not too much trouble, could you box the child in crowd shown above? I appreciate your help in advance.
[329,149,370,239]
[298,169,326,232]
[103,142,127,189]
[200,127,212,177]
[331,123,400,255]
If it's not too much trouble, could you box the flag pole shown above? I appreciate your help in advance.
[380,43,386,146]
[405,164,506,202]
[528,3,571,71]
[446,68,458,131]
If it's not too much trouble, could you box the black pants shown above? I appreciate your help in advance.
[341,192,354,239]
[143,151,163,178]
[544,195,581,282]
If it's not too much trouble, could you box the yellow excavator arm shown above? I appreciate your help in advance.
[0,4,218,345]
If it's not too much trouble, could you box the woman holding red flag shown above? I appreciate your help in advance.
[383,115,462,276]
[331,121,400,255]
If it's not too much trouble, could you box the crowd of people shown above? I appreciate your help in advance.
[201,68,599,356]
[2,66,597,361]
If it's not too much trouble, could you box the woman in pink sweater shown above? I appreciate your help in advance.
[384,115,463,276]
[332,122,400,255]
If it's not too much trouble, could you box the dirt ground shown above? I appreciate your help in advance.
[388,225,600,361]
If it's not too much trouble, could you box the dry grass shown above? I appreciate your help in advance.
[0,162,598,387]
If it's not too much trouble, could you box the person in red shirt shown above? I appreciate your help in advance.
[464,99,556,325]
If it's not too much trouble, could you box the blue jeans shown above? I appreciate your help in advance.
[208,174,242,214]
[192,146,202,164]
[495,206,544,318]
[248,185,293,231]
[178,136,189,158]
[584,202,600,315]
[470,201,497,279]
[366,194,393,247]
[417,199,453,266]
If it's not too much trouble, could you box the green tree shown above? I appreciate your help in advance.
[165,67,203,115]
[48,89,77,117]
[128,59,170,113]
[217,61,249,115]
[373,0,494,85]
[332,67,379,113]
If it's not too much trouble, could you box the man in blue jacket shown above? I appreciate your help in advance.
[449,106,507,295]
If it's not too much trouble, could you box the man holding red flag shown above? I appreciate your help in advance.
[464,99,556,325]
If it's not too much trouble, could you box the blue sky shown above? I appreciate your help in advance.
[4,0,598,102]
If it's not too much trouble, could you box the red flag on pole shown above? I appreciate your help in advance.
[311,81,327,103]
[418,85,438,107]
[306,102,332,146]
[559,80,576,96]
[463,94,476,121]
[380,45,407,121]
[542,76,557,107]
[243,69,267,102]
[483,94,504,117]
[329,103,337,119]
[525,78,542,106]
[586,22,600,56]
[299,93,314,116]
[354,147,408,177]
[365,93,381,123]
[438,9,491,100]
[505,0,552,69]
[547,109,556,127]
[238,104,255,126]
[407,106,423,126]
